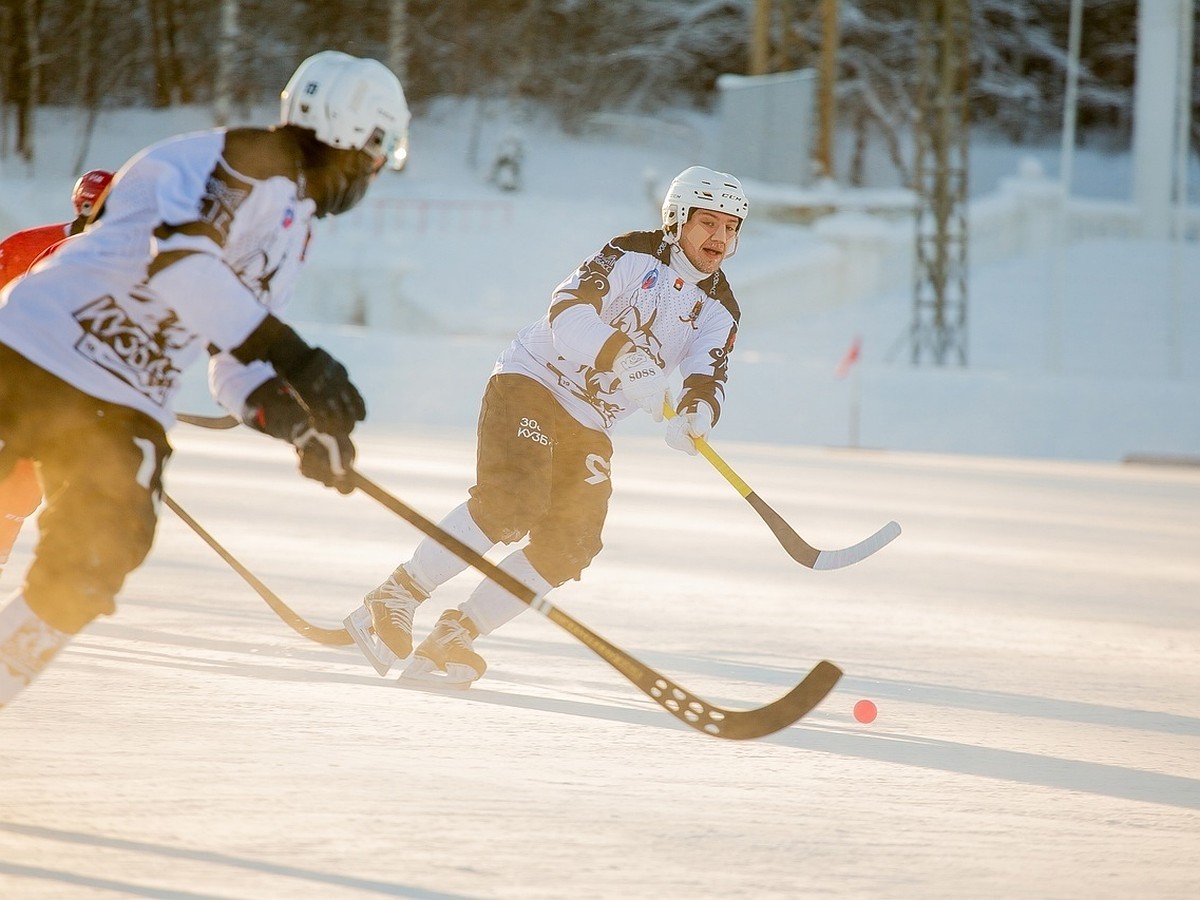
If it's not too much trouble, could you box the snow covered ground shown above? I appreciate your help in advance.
[1,100,1198,898]
[1,425,1197,898]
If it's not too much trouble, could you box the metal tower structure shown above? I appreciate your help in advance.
[909,0,971,365]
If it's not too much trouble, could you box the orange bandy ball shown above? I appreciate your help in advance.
[853,699,877,724]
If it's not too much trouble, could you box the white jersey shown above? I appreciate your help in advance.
[0,128,316,430]
[498,229,739,432]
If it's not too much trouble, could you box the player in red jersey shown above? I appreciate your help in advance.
[0,170,113,579]
[0,170,112,286]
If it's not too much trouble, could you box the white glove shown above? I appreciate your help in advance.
[613,347,669,422]
[665,401,714,456]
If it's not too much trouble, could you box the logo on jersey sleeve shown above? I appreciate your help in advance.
[708,340,732,381]
[594,250,619,274]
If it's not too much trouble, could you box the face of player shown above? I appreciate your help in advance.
[314,148,382,218]
[678,209,741,274]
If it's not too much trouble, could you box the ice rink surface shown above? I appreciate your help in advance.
[2,425,1197,899]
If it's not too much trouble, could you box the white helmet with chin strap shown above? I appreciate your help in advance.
[661,166,748,255]
[281,50,411,171]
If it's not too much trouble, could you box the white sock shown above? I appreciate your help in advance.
[406,502,495,594]
[460,549,552,635]
[0,593,71,708]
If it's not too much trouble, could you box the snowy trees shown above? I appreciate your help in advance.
[0,0,1192,165]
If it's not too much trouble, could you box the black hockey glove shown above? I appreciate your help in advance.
[243,376,356,494]
[242,376,309,440]
[293,426,356,495]
[285,348,366,435]
[230,317,364,433]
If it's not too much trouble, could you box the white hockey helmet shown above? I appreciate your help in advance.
[281,51,411,171]
[661,166,748,245]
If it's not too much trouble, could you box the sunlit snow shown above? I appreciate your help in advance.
[0,100,1197,899]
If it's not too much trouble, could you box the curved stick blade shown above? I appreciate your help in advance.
[545,603,842,740]
[748,494,901,570]
[701,659,843,740]
[164,493,352,646]
[812,520,903,571]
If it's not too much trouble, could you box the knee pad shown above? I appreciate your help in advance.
[467,493,545,546]
[525,531,603,587]
[25,478,158,634]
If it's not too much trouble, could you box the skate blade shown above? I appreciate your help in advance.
[398,658,479,689]
[343,606,397,677]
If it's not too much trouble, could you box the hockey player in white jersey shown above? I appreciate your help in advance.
[346,166,748,686]
[0,51,410,710]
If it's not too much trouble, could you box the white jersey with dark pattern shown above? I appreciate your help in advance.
[0,129,315,430]
[497,229,740,433]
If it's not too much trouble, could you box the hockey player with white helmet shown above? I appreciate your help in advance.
[346,165,748,687]
[0,51,410,710]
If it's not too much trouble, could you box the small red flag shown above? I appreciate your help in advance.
[835,336,861,379]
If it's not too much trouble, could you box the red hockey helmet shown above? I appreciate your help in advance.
[72,169,114,217]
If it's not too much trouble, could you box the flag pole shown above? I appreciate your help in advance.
[849,354,861,448]
[835,335,862,448]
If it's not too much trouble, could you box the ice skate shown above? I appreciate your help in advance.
[343,567,427,676]
[400,610,487,689]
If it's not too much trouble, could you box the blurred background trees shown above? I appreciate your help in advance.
[0,0,1194,165]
